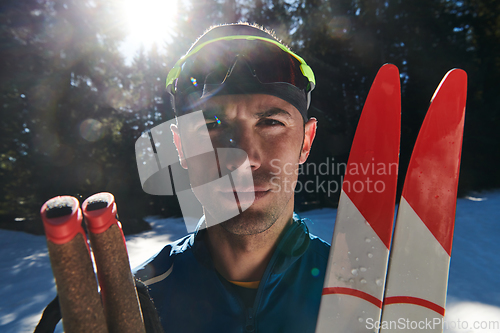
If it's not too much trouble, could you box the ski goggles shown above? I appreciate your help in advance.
[166,36,316,113]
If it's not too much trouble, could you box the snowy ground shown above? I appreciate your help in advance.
[1,191,499,332]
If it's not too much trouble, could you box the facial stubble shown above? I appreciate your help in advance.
[215,126,306,236]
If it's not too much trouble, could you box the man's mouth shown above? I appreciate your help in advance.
[218,187,270,206]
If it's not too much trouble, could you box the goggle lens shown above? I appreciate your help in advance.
[175,40,310,95]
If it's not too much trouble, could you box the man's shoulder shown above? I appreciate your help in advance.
[294,214,330,260]
[155,232,196,259]
[307,231,330,258]
[293,213,330,260]
[133,233,196,283]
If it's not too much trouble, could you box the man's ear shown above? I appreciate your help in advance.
[170,123,188,169]
[299,118,317,164]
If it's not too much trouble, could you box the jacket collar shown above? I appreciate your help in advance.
[190,215,311,274]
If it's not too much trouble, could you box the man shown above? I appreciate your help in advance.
[134,23,330,333]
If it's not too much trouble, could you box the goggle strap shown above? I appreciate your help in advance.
[166,35,316,93]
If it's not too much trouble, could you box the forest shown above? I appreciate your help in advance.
[1,0,498,234]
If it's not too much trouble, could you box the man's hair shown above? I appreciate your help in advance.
[189,22,286,52]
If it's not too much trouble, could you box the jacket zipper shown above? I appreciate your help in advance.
[245,307,255,332]
[246,222,300,333]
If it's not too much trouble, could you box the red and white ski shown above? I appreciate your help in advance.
[379,69,467,332]
[316,64,401,333]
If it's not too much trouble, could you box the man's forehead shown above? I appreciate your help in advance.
[200,94,302,119]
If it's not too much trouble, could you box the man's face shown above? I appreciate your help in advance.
[173,94,316,235]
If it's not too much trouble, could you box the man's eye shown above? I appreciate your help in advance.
[205,121,221,130]
[261,119,285,127]
[205,115,222,130]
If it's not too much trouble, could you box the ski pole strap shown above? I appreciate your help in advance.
[136,280,165,333]
[33,296,61,333]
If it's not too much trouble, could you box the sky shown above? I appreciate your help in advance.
[118,0,177,65]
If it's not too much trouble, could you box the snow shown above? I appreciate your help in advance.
[1,191,499,332]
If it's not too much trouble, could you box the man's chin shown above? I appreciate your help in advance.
[209,209,278,236]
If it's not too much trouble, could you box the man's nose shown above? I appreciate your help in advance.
[219,126,261,173]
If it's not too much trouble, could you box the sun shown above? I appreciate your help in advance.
[121,0,178,49]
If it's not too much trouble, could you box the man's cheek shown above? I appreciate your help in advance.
[270,176,281,192]
[283,162,296,175]
[270,159,281,175]
[185,152,220,186]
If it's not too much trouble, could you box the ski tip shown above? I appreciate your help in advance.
[371,63,401,105]
[342,62,401,249]
[380,63,399,72]
[447,68,467,79]
[431,69,467,103]
[378,63,400,80]
[402,68,467,256]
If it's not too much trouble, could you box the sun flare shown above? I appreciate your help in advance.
[122,0,178,48]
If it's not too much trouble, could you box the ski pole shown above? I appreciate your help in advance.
[41,196,108,333]
[82,192,146,333]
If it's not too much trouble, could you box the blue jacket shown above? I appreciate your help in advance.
[134,215,330,333]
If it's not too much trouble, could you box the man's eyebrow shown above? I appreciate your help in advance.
[254,108,293,119]
[202,106,225,119]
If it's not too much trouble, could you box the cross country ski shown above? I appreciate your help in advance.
[315,63,401,333]
[316,66,467,333]
[379,69,467,332]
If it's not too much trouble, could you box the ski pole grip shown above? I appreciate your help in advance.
[40,196,108,333]
[83,192,146,333]
[82,192,118,234]
[41,196,85,245]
